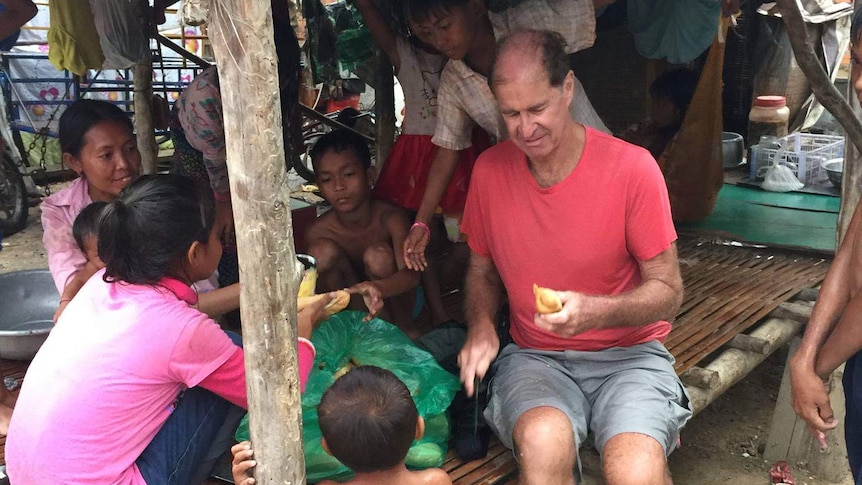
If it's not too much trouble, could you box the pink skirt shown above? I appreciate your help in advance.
[373,133,487,214]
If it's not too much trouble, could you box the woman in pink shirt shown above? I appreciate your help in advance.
[7,174,329,484]
[41,100,241,322]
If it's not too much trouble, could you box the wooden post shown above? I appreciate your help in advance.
[373,0,396,167]
[777,0,862,242]
[134,53,158,175]
[207,1,305,483]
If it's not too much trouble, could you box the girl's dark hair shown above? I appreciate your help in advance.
[98,174,215,285]
[72,201,108,253]
[317,366,418,473]
[854,7,862,45]
[59,99,134,157]
[406,0,471,24]
[310,129,372,170]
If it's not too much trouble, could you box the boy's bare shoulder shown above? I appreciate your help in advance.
[413,467,452,485]
[306,209,340,241]
[371,199,410,225]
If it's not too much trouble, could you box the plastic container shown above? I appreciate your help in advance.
[748,96,790,149]
[748,132,843,185]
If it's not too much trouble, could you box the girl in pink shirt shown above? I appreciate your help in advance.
[7,174,327,484]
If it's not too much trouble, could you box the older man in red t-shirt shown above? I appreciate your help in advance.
[458,30,691,485]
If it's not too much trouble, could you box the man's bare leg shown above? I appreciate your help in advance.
[513,407,578,485]
[602,432,671,485]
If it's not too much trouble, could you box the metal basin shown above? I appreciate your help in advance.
[0,269,56,360]
[822,158,843,189]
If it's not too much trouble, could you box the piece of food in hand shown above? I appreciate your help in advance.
[533,284,562,314]
[298,290,351,316]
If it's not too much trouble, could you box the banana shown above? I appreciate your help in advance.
[298,290,351,316]
[533,284,562,314]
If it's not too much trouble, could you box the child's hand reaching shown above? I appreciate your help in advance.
[298,292,334,339]
[347,282,383,321]
[231,441,257,485]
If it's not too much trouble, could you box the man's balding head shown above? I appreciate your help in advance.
[490,30,570,91]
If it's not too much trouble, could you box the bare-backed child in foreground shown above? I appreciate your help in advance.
[231,365,452,485]
[305,130,422,336]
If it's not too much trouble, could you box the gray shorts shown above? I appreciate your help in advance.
[484,340,692,456]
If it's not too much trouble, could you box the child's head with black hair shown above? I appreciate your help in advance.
[73,201,108,265]
[98,174,220,286]
[405,0,486,61]
[648,68,698,130]
[310,130,374,214]
[310,129,372,171]
[317,365,423,473]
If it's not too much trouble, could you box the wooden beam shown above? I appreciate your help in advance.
[768,300,814,324]
[679,366,720,390]
[685,317,803,416]
[373,0,396,168]
[725,333,770,354]
[776,0,862,242]
[133,53,158,175]
[207,1,305,483]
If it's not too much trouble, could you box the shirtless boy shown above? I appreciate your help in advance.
[305,130,421,335]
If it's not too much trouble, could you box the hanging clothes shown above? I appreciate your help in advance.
[657,22,727,223]
[89,0,147,69]
[628,0,721,64]
[47,0,104,76]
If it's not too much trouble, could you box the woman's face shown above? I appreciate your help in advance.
[852,41,862,106]
[64,121,141,202]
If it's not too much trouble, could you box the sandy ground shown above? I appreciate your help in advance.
[0,205,855,485]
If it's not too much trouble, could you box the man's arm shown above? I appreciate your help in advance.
[789,199,862,441]
[458,251,504,396]
[535,243,682,337]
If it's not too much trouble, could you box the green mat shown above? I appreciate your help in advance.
[677,185,839,253]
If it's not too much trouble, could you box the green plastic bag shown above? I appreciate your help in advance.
[236,311,461,482]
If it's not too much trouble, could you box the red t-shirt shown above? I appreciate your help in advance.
[461,127,676,351]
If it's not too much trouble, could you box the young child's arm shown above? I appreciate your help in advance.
[53,261,103,323]
[404,147,461,271]
[231,441,257,485]
[353,0,400,71]
[196,282,241,318]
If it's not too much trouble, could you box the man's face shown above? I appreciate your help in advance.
[493,56,574,162]
[410,4,478,61]
[315,149,370,213]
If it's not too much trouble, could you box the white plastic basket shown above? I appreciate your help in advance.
[749,133,844,185]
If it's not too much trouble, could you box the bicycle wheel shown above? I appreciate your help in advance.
[291,145,316,182]
[0,151,27,236]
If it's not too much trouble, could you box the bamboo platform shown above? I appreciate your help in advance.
[0,236,832,484]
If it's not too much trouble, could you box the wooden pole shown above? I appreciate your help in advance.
[134,53,158,175]
[776,0,862,242]
[373,0,396,167]
[207,1,305,483]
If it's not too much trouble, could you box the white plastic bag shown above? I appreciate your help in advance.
[762,163,804,192]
